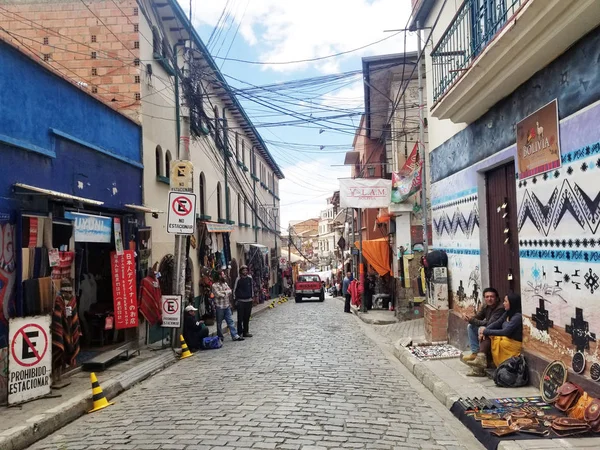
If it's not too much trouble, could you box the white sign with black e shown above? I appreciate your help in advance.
[161,295,182,328]
[8,316,52,405]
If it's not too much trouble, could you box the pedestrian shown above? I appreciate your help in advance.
[212,271,244,342]
[183,304,209,352]
[233,264,254,337]
[342,271,352,313]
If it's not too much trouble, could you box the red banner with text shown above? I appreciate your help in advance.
[111,250,138,329]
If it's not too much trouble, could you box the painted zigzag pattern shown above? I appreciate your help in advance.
[518,179,600,236]
[433,207,479,238]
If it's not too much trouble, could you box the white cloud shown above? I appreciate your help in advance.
[279,158,350,230]
[184,0,416,73]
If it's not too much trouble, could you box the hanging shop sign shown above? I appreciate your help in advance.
[170,160,194,192]
[391,143,422,203]
[8,316,52,405]
[114,217,124,256]
[339,178,393,209]
[64,211,112,243]
[110,250,138,329]
[516,99,561,180]
[167,192,196,235]
[205,222,234,233]
[161,295,182,328]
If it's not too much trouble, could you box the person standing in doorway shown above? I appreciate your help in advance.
[212,271,244,342]
[342,271,352,313]
[234,265,254,337]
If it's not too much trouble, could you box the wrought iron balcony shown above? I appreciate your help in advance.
[431,0,524,105]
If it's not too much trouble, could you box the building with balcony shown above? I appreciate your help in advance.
[412,0,600,387]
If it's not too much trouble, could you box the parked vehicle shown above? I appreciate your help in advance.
[294,274,325,303]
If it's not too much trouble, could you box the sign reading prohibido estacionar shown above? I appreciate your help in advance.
[8,316,52,405]
[339,178,393,209]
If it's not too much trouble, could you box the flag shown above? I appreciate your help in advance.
[391,143,422,203]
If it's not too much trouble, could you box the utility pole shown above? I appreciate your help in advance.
[358,208,365,313]
[222,109,230,223]
[417,21,429,254]
[350,208,355,276]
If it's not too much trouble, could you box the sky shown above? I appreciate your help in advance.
[177,0,417,230]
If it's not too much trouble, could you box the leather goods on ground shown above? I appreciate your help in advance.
[490,427,518,437]
[519,427,550,436]
[584,398,600,432]
[568,391,592,420]
[551,417,590,436]
[554,382,583,412]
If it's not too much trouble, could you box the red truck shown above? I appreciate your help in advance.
[294,274,325,303]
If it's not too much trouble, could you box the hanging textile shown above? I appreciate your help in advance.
[354,238,391,276]
[139,273,162,325]
[222,232,231,265]
[52,279,81,369]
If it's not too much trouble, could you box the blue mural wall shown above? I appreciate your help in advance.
[0,40,142,211]
[430,26,600,377]
[430,25,600,183]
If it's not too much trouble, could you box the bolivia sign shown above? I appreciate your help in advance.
[339,178,393,209]
[161,295,182,328]
[516,99,561,179]
[8,316,52,405]
[167,192,196,234]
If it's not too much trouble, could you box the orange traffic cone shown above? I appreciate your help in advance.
[88,372,114,413]
[179,335,194,359]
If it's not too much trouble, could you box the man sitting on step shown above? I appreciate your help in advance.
[461,287,504,363]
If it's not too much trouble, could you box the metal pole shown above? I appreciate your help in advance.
[222,110,230,223]
[350,208,355,276]
[358,208,365,313]
[417,21,429,254]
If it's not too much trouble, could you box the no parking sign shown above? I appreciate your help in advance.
[161,295,181,328]
[8,316,52,405]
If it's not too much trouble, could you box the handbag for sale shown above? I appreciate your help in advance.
[584,398,600,432]
[569,392,593,420]
[554,382,582,412]
[551,417,590,437]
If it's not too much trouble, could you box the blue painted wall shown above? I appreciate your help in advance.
[0,41,142,210]
[430,25,600,183]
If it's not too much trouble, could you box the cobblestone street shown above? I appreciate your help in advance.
[31,299,482,450]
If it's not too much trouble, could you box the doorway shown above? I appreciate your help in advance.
[485,161,521,297]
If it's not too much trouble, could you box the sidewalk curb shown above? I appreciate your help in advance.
[0,351,177,450]
[349,303,398,325]
[392,342,460,409]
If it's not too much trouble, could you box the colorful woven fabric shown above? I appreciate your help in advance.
[139,275,162,325]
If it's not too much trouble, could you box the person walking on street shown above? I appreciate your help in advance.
[342,271,352,313]
[212,271,244,342]
[234,265,254,337]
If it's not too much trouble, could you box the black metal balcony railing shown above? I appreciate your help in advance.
[431,0,524,104]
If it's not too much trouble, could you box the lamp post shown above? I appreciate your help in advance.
[271,206,280,295]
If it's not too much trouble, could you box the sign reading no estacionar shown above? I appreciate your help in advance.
[8,316,52,405]
[167,191,196,235]
[161,295,182,328]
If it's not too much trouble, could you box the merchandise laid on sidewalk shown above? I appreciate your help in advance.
[409,343,462,361]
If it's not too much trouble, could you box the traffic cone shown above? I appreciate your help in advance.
[179,335,194,359]
[88,373,114,413]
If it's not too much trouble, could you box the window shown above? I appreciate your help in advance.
[134,41,139,49]
[235,133,239,160]
[237,193,242,224]
[213,106,220,141]
[133,7,138,15]
[43,54,50,61]
[241,140,246,165]
[226,187,231,221]
[155,145,163,177]
[92,86,98,94]
[165,150,172,178]
[244,201,248,225]
[91,51,97,59]
[199,172,206,216]
[135,75,140,84]
[43,37,48,45]
[161,39,168,59]
[91,35,97,43]
[134,24,139,32]
[91,67,97,76]
[135,93,141,101]
[134,58,140,66]
[216,182,222,220]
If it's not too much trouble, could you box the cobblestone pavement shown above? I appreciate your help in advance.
[370,318,425,345]
[31,299,482,450]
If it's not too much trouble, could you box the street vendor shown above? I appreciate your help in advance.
[461,288,504,363]
[468,293,523,374]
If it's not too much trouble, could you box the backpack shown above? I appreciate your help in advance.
[494,355,529,387]
[202,336,223,350]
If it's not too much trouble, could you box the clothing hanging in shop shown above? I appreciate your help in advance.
[52,280,81,369]
[223,233,231,265]
[140,273,162,325]
[51,251,74,280]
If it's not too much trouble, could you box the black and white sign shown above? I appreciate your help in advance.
[167,192,196,235]
[8,316,52,405]
[161,295,182,328]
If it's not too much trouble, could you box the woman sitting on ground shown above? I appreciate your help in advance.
[468,293,523,374]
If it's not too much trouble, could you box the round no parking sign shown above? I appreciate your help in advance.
[8,316,52,405]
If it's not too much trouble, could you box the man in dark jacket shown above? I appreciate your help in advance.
[233,265,254,337]
[183,304,209,352]
[462,288,504,362]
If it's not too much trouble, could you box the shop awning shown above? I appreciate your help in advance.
[237,242,269,254]
[14,183,104,206]
[204,222,234,233]
[125,204,164,214]
[281,248,302,263]
[355,238,391,276]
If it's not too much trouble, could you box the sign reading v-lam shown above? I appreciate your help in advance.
[339,178,393,209]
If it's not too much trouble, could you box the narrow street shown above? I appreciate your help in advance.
[31,298,481,450]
